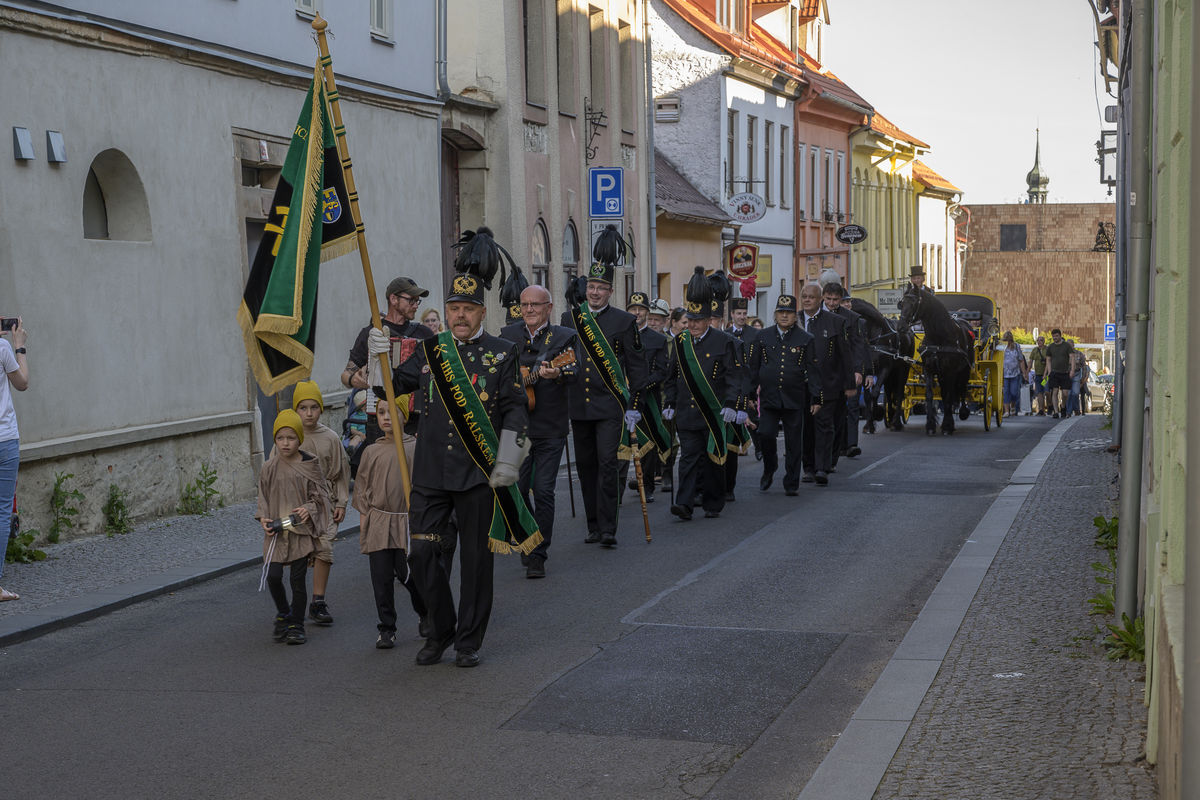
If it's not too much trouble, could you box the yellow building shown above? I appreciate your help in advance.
[849,112,928,305]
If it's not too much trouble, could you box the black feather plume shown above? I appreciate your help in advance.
[499,265,529,308]
[592,224,633,266]
[707,269,731,303]
[685,266,712,307]
[452,226,517,290]
[565,274,589,308]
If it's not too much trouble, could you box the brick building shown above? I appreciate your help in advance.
[961,202,1116,343]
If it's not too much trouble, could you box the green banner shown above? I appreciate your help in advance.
[238,63,357,395]
[424,333,543,555]
[676,331,728,465]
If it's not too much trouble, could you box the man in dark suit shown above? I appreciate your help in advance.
[663,274,749,520]
[500,285,576,579]
[379,272,529,668]
[622,291,669,498]
[798,283,853,486]
[823,282,871,465]
[561,263,647,548]
[746,294,822,495]
[723,297,758,500]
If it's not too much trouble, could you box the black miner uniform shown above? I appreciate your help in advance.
[831,303,871,466]
[392,325,527,660]
[561,305,647,545]
[748,321,823,493]
[499,320,577,573]
[664,328,747,517]
[800,307,853,481]
[724,321,758,499]
[621,321,669,497]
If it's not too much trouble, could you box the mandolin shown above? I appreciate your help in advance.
[520,349,576,411]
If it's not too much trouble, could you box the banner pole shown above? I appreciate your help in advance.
[311,15,412,503]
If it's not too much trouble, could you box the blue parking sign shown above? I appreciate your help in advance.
[589,167,623,218]
[1104,323,1116,341]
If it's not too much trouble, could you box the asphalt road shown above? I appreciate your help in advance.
[0,414,1053,800]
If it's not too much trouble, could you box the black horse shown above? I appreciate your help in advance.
[897,285,976,435]
[849,297,913,432]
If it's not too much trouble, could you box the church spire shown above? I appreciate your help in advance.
[1025,129,1049,204]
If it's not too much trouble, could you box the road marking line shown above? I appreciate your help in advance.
[846,449,902,480]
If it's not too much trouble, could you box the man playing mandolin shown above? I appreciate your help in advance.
[499,285,577,578]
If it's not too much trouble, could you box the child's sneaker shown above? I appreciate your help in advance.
[285,624,307,645]
[308,599,334,625]
[272,615,289,643]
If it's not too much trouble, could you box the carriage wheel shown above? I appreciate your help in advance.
[994,403,1002,429]
[982,398,991,431]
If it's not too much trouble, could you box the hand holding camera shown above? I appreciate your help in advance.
[265,513,301,535]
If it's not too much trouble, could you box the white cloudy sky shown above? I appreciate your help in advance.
[825,0,1113,204]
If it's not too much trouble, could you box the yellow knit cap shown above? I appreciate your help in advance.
[272,409,305,445]
[292,380,323,410]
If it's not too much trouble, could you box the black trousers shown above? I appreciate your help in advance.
[518,436,567,561]
[723,449,739,495]
[676,427,725,514]
[758,406,804,491]
[845,390,861,448]
[266,558,308,625]
[571,417,622,537]
[368,548,427,634]
[409,483,495,653]
[802,401,838,474]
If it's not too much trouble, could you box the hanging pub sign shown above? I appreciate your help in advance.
[726,242,759,278]
[835,224,868,245]
[727,192,766,223]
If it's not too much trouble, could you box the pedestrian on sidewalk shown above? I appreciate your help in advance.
[1001,331,1028,417]
[1044,329,1073,418]
[1029,335,1049,415]
[0,316,28,603]
[288,381,349,626]
[256,409,330,645]
[354,394,427,650]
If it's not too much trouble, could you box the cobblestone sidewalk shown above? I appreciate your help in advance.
[873,416,1157,799]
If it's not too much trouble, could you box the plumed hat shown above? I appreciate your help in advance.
[499,264,530,323]
[449,225,516,305]
[684,266,713,320]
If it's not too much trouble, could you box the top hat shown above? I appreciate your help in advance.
[909,265,926,277]
[586,262,615,285]
[684,267,713,320]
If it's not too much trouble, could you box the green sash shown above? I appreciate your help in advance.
[424,333,543,555]
[569,306,663,461]
[676,331,728,465]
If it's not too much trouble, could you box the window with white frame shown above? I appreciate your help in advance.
[824,149,834,222]
[780,125,790,208]
[370,0,392,39]
[809,147,819,222]
[836,151,846,221]
[764,121,773,206]
[727,109,738,197]
[746,115,756,194]
[295,0,320,17]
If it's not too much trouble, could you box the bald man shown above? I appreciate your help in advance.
[499,285,578,578]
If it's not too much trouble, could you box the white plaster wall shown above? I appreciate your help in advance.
[649,0,725,202]
[918,193,955,291]
[0,30,441,446]
[39,0,435,96]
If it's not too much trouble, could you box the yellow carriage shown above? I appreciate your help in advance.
[900,292,1004,431]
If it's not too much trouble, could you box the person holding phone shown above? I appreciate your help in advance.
[0,316,28,601]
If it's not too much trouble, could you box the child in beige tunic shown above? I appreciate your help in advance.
[290,380,350,625]
[256,409,330,645]
[354,394,427,649]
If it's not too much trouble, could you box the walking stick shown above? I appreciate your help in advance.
[312,15,411,505]
[564,426,577,518]
[634,454,652,543]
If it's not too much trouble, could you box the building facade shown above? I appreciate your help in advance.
[849,113,927,305]
[912,160,964,293]
[0,1,441,535]
[442,0,652,315]
[961,203,1115,343]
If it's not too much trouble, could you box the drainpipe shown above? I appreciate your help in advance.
[1115,0,1151,622]
[643,0,658,292]
[436,0,450,101]
[1182,0,1200,791]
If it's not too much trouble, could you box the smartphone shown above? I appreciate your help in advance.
[0,318,16,332]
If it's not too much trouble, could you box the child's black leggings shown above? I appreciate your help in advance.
[266,558,308,624]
